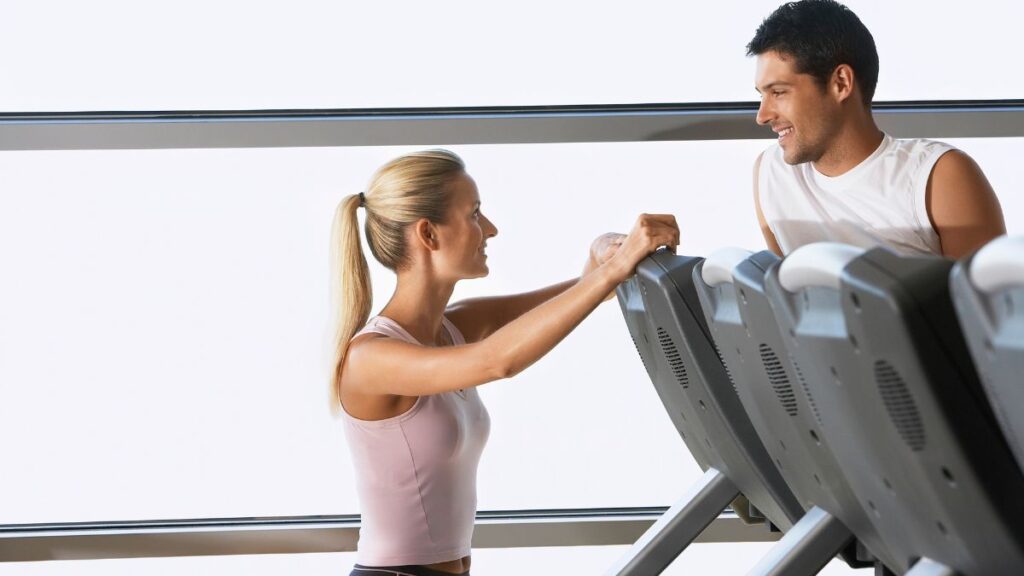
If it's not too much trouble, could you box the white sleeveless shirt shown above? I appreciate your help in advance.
[757,134,954,255]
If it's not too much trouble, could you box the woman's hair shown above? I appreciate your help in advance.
[329,149,466,413]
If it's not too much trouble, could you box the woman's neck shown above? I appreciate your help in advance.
[379,271,456,346]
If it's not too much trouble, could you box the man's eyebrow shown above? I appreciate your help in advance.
[756,81,792,93]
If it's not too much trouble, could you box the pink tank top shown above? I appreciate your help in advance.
[341,315,491,566]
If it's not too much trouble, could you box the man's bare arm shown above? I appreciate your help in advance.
[926,150,1006,259]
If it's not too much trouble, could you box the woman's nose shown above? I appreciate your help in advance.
[483,215,498,238]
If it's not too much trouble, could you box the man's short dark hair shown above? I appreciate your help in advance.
[747,0,879,105]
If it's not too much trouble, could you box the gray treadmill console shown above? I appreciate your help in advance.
[695,247,890,572]
[951,235,1024,474]
[767,242,1024,575]
[608,250,803,576]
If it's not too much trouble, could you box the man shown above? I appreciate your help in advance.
[749,0,1006,258]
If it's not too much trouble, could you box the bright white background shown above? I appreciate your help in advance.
[2,0,1023,110]
[0,141,765,524]
[1,0,1022,574]
[1,139,1021,575]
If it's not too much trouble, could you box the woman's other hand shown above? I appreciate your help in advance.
[584,232,626,276]
[592,233,626,265]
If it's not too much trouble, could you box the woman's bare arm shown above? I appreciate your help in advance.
[445,234,626,342]
[342,214,678,397]
[444,279,578,343]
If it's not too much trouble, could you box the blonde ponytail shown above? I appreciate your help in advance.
[329,150,466,414]
[330,192,372,414]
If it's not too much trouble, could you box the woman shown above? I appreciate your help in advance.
[331,149,678,576]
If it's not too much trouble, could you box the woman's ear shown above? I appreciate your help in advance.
[412,218,440,251]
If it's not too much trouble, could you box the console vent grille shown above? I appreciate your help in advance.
[791,355,821,425]
[656,327,689,389]
[760,344,798,416]
[875,360,926,452]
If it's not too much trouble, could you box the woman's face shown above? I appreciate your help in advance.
[434,172,498,280]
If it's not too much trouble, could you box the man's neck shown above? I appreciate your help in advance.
[812,114,884,177]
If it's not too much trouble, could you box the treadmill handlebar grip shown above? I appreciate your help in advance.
[970,235,1024,293]
[701,247,755,287]
[778,242,865,293]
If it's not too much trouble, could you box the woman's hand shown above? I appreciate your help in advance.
[584,232,626,276]
[592,233,626,265]
[605,214,680,282]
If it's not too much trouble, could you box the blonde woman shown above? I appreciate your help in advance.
[332,150,679,576]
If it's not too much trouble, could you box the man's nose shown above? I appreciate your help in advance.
[756,99,773,126]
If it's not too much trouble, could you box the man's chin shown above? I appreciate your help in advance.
[783,148,810,165]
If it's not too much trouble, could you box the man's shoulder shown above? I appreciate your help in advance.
[889,136,957,158]
[883,138,962,186]
[929,148,985,182]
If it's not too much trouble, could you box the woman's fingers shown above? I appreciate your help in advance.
[643,213,678,227]
[634,214,679,250]
[607,213,681,279]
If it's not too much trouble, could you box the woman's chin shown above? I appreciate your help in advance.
[456,266,489,281]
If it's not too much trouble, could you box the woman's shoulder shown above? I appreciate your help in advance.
[357,316,421,344]
[442,305,486,344]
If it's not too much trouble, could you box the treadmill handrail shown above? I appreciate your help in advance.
[778,242,865,292]
[970,234,1024,293]
[701,247,754,287]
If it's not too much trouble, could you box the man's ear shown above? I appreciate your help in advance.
[831,64,856,104]
[412,218,440,251]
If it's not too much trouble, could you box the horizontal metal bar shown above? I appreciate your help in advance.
[0,101,1022,150]
[0,508,780,562]
[0,507,670,535]
[4,99,1024,121]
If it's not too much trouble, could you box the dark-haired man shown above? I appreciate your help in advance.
[750,0,1005,258]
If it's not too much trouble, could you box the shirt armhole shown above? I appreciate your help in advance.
[913,144,956,250]
[441,316,466,346]
[756,147,784,245]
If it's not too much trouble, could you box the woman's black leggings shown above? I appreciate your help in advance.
[349,564,468,576]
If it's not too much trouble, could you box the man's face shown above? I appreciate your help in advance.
[755,50,841,165]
